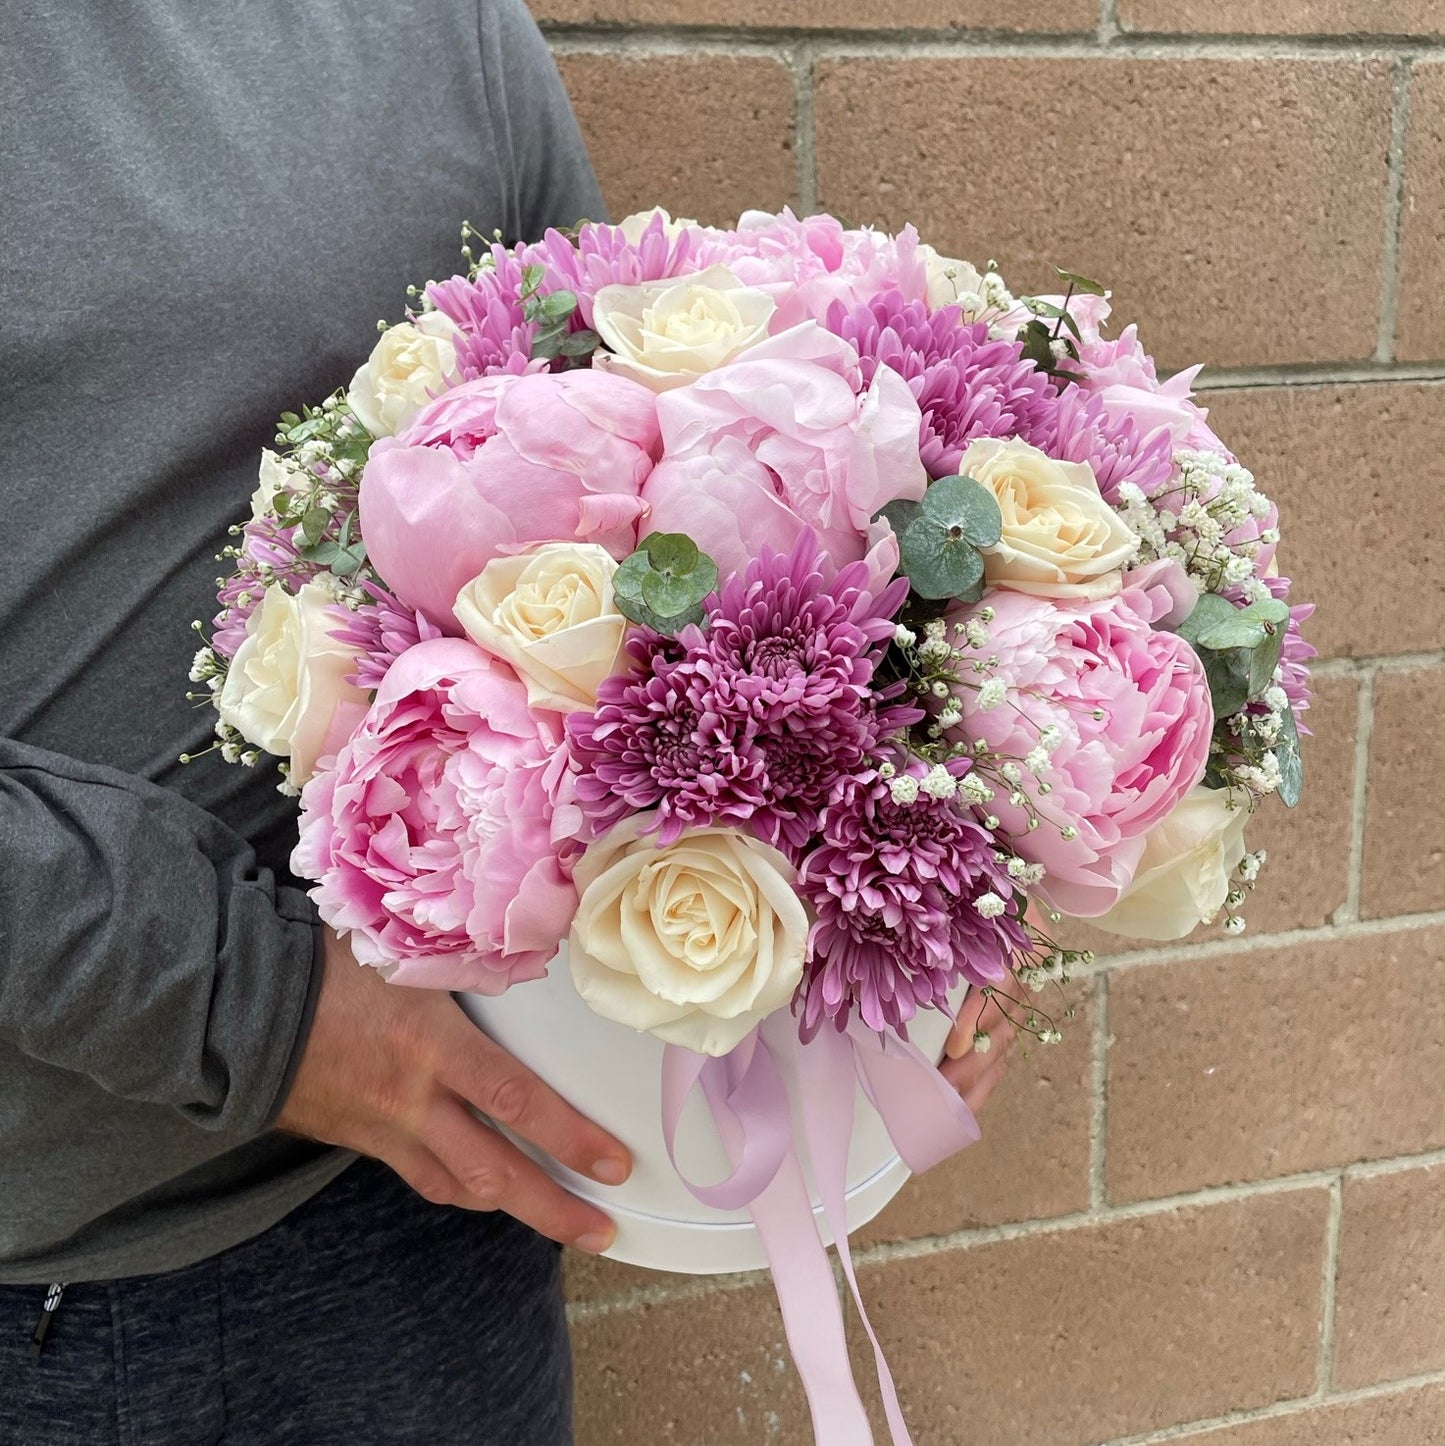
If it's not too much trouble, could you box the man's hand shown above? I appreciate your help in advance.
[939,987,1017,1113]
[277,929,632,1254]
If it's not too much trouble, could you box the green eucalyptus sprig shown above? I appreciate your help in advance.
[877,474,1003,603]
[612,532,720,635]
[518,264,600,365]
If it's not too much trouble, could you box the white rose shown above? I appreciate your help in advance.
[616,206,699,246]
[346,309,463,437]
[592,265,776,392]
[453,543,627,714]
[918,243,986,315]
[1090,786,1251,942]
[568,816,809,1057]
[960,437,1139,599]
[250,449,292,522]
[216,581,369,784]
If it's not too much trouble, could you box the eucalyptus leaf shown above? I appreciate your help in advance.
[1054,268,1107,297]
[1017,318,1056,371]
[519,264,545,297]
[900,527,986,601]
[1200,647,1251,720]
[559,329,600,358]
[304,540,343,566]
[875,498,923,538]
[643,532,699,573]
[300,508,330,546]
[530,328,565,361]
[1174,592,1237,645]
[921,474,1003,548]
[1195,598,1289,652]
[641,569,702,616]
[539,289,578,321]
[612,551,650,604]
[1275,706,1304,808]
[1029,300,1082,341]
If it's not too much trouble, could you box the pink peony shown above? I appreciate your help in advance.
[360,370,661,631]
[292,638,576,992]
[639,323,926,582]
[950,581,1213,918]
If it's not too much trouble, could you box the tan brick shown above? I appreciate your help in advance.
[1169,1382,1445,1444]
[1107,926,1445,1202]
[857,982,1094,1243]
[854,1190,1328,1445]
[1398,62,1445,361]
[1363,668,1445,920]
[571,1190,1328,1446]
[534,0,1097,27]
[1119,0,1445,35]
[1336,1163,1445,1389]
[814,58,1391,370]
[556,54,795,226]
[1201,383,1445,660]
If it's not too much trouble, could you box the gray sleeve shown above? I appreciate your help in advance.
[0,736,322,1136]
[481,0,608,240]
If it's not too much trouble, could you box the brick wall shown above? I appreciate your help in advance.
[529,4,1445,1440]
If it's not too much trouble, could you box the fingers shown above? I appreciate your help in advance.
[436,1002,633,1188]
[419,1097,620,1252]
[944,987,1011,1059]
[940,991,1018,1104]
[960,1050,1010,1114]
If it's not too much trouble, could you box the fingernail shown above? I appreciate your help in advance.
[944,1034,969,1060]
[575,1229,615,1256]
[591,1156,631,1186]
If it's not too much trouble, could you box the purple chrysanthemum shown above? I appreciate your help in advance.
[1033,383,1176,506]
[796,760,1029,1038]
[566,533,915,856]
[825,292,1056,479]
[210,516,310,658]
[326,584,445,691]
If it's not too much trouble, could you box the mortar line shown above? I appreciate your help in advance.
[567,1142,1445,1323]
[790,42,818,214]
[1076,904,1445,978]
[1376,55,1415,362]
[1311,649,1445,678]
[1338,670,1377,924]
[1191,360,1445,389]
[1089,972,1110,1210]
[1088,1367,1445,1445]
[1317,1176,1344,1396]
[1098,0,1120,45]
[542,28,1445,59]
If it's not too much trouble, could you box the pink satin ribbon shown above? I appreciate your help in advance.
[661,1017,980,1445]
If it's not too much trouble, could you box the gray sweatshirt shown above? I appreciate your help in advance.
[0,0,604,1284]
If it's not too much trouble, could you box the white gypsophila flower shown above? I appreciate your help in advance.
[1039,1029,1063,1045]
[894,624,917,647]
[189,646,218,683]
[972,1030,993,1055]
[974,892,1007,919]
[938,704,963,729]
[1223,915,1247,936]
[977,678,1006,710]
[1038,723,1063,753]
[920,764,958,800]
[984,813,1001,830]
[931,680,950,698]
[1001,761,1023,785]
[1263,684,1290,713]
[890,775,921,805]
[877,760,896,780]
[960,773,995,804]
[1022,967,1049,991]
[1025,746,1051,775]
[919,637,952,663]
[965,618,989,649]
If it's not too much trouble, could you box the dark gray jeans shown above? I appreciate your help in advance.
[0,1157,573,1445]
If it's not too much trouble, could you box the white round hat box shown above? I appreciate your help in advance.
[459,947,958,1276]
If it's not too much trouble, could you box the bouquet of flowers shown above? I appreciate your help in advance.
[191,207,1312,1445]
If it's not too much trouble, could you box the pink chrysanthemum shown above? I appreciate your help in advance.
[565,532,915,857]
[520,214,708,329]
[426,245,547,381]
[1033,383,1176,506]
[210,517,312,658]
[326,584,446,692]
[796,760,1029,1038]
[825,293,1056,479]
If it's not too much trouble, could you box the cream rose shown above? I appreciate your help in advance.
[592,265,776,392]
[453,543,628,714]
[918,243,986,316]
[346,309,463,437]
[216,581,368,784]
[616,206,699,246]
[568,816,809,1056]
[959,437,1139,599]
[1089,786,1250,942]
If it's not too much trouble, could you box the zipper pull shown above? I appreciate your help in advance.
[30,1283,65,1358]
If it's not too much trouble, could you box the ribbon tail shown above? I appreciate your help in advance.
[795,1025,913,1446]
